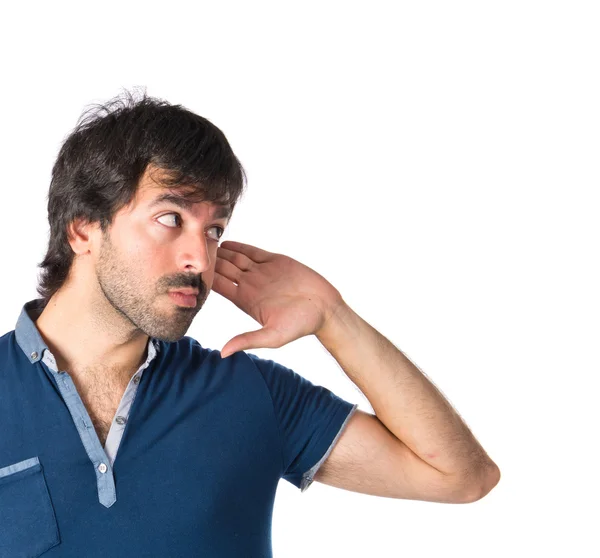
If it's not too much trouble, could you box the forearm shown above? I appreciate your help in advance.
[316,301,499,481]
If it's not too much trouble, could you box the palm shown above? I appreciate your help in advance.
[213,241,343,356]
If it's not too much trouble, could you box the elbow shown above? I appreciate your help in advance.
[458,463,501,504]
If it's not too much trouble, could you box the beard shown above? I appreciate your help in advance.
[94,230,207,343]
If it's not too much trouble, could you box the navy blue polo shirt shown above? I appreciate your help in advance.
[0,298,358,557]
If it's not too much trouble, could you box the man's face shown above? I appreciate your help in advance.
[92,167,231,342]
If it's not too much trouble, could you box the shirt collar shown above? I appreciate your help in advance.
[15,298,161,365]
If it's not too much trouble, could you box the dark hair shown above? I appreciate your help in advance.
[36,87,247,305]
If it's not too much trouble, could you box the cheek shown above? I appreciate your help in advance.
[128,240,156,263]
[121,233,166,273]
[127,224,165,255]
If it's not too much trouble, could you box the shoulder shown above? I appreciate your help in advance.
[0,331,17,376]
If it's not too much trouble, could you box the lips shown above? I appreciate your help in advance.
[168,291,198,307]
[169,289,199,296]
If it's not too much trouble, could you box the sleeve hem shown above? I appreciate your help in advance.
[300,402,359,493]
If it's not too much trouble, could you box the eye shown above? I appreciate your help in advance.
[209,226,226,241]
[157,213,226,241]
[157,213,183,228]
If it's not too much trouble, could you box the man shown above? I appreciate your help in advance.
[0,90,500,557]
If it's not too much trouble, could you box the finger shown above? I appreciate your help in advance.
[222,327,281,357]
[215,254,243,285]
[211,270,238,302]
[217,245,253,271]
[219,240,273,263]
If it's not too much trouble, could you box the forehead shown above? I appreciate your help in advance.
[136,165,194,201]
[136,165,231,219]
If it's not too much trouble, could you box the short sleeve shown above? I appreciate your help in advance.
[245,352,359,492]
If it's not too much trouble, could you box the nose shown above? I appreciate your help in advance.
[178,233,214,274]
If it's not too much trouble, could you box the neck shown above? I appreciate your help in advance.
[34,287,149,383]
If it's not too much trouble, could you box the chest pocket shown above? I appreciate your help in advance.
[0,456,60,558]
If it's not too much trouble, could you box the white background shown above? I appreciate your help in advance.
[1,1,598,556]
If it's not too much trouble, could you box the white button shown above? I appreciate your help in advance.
[31,351,38,359]
[115,416,126,425]
[98,463,107,474]
[133,375,140,384]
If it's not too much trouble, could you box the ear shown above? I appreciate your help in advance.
[67,218,101,256]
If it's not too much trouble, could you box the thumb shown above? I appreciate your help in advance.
[220,327,281,359]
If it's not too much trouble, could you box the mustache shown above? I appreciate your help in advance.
[167,277,205,294]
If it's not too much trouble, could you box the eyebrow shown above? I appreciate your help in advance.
[148,193,232,220]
